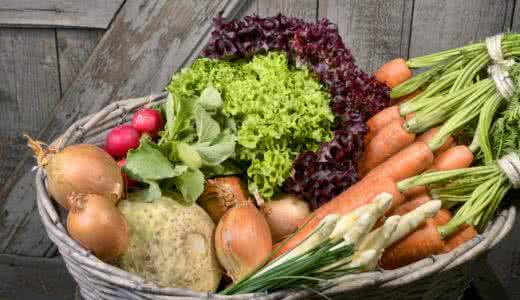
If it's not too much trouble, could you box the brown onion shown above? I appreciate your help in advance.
[198,176,249,222]
[26,136,123,209]
[262,194,311,242]
[215,202,272,281]
[67,193,129,262]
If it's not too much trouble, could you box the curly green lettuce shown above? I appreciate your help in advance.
[168,52,333,199]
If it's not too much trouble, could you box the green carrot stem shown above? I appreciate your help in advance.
[450,52,490,92]
[399,71,462,115]
[390,62,450,99]
[479,95,505,163]
[396,167,493,192]
[427,87,496,150]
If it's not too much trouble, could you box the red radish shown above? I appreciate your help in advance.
[131,108,164,137]
[105,125,141,158]
[117,159,137,187]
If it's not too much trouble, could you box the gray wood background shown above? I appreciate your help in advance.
[0,0,518,299]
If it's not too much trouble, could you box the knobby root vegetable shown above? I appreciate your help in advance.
[261,194,311,242]
[215,202,272,281]
[374,58,412,88]
[274,176,404,258]
[365,141,435,181]
[359,119,416,176]
[119,194,221,292]
[26,136,124,209]
[198,176,250,223]
[67,193,129,262]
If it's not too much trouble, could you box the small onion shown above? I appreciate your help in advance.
[26,136,124,210]
[262,194,311,242]
[215,202,272,281]
[67,193,129,262]
[198,176,249,222]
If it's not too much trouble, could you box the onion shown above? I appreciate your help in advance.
[262,194,311,242]
[26,136,124,209]
[67,193,129,262]
[105,124,141,158]
[215,202,272,281]
[131,108,164,138]
[198,176,249,222]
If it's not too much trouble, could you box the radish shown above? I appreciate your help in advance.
[117,159,137,187]
[105,125,141,158]
[131,108,164,137]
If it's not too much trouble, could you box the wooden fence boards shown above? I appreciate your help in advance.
[57,29,103,92]
[0,0,124,29]
[319,0,413,73]
[409,0,513,58]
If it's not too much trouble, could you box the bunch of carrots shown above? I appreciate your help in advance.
[274,35,520,270]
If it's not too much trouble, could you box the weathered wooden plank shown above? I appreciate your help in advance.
[0,0,246,257]
[0,28,61,256]
[512,0,520,31]
[0,254,75,300]
[258,0,317,21]
[57,29,103,92]
[319,0,413,73]
[409,0,512,58]
[0,0,124,29]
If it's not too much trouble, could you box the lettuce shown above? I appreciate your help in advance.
[168,52,333,199]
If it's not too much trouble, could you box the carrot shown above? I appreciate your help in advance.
[393,193,431,216]
[374,58,412,88]
[365,106,402,144]
[379,218,444,269]
[431,145,474,171]
[433,209,452,226]
[402,185,428,198]
[274,176,404,258]
[417,127,454,155]
[365,141,434,181]
[359,119,416,176]
[405,112,416,121]
[442,224,477,253]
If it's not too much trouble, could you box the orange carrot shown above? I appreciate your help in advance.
[359,119,416,176]
[274,176,404,258]
[365,106,402,144]
[431,145,474,171]
[365,141,434,181]
[403,185,428,198]
[380,218,445,269]
[443,224,477,253]
[433,209,452,226]
[393,193,431,216]
[417,127,454,155]
[374,58,412,88]
[434,140,455,156]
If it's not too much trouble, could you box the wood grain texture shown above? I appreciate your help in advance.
[0,254,75,300]
[57,29,103,92]
[0,29,61,256]
[258,0,317,21]
[0,0,246,257]
[0,0,124,29]
[409,0,513,57]
[512,0,520,31]
[319,0,413,73]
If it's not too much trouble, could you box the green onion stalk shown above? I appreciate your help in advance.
[391,33,520,100]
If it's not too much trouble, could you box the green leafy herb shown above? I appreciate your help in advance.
[174,168,205,204]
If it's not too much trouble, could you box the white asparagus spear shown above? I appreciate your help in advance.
[329,192,393,242]
[352,215,401,271]
[385,200,441,247]
[255,214,339,277]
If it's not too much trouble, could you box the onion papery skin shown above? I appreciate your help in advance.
[67,193,129,262]
[215,203,272,281]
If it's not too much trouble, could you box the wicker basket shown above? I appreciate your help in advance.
[35,93,516,300]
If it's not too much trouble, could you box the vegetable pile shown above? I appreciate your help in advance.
[27,13,520,297]
[203,14,391,208]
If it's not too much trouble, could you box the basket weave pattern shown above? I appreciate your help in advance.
[35,93,516,300]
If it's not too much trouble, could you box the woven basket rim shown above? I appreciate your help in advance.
[34,93,517,299]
